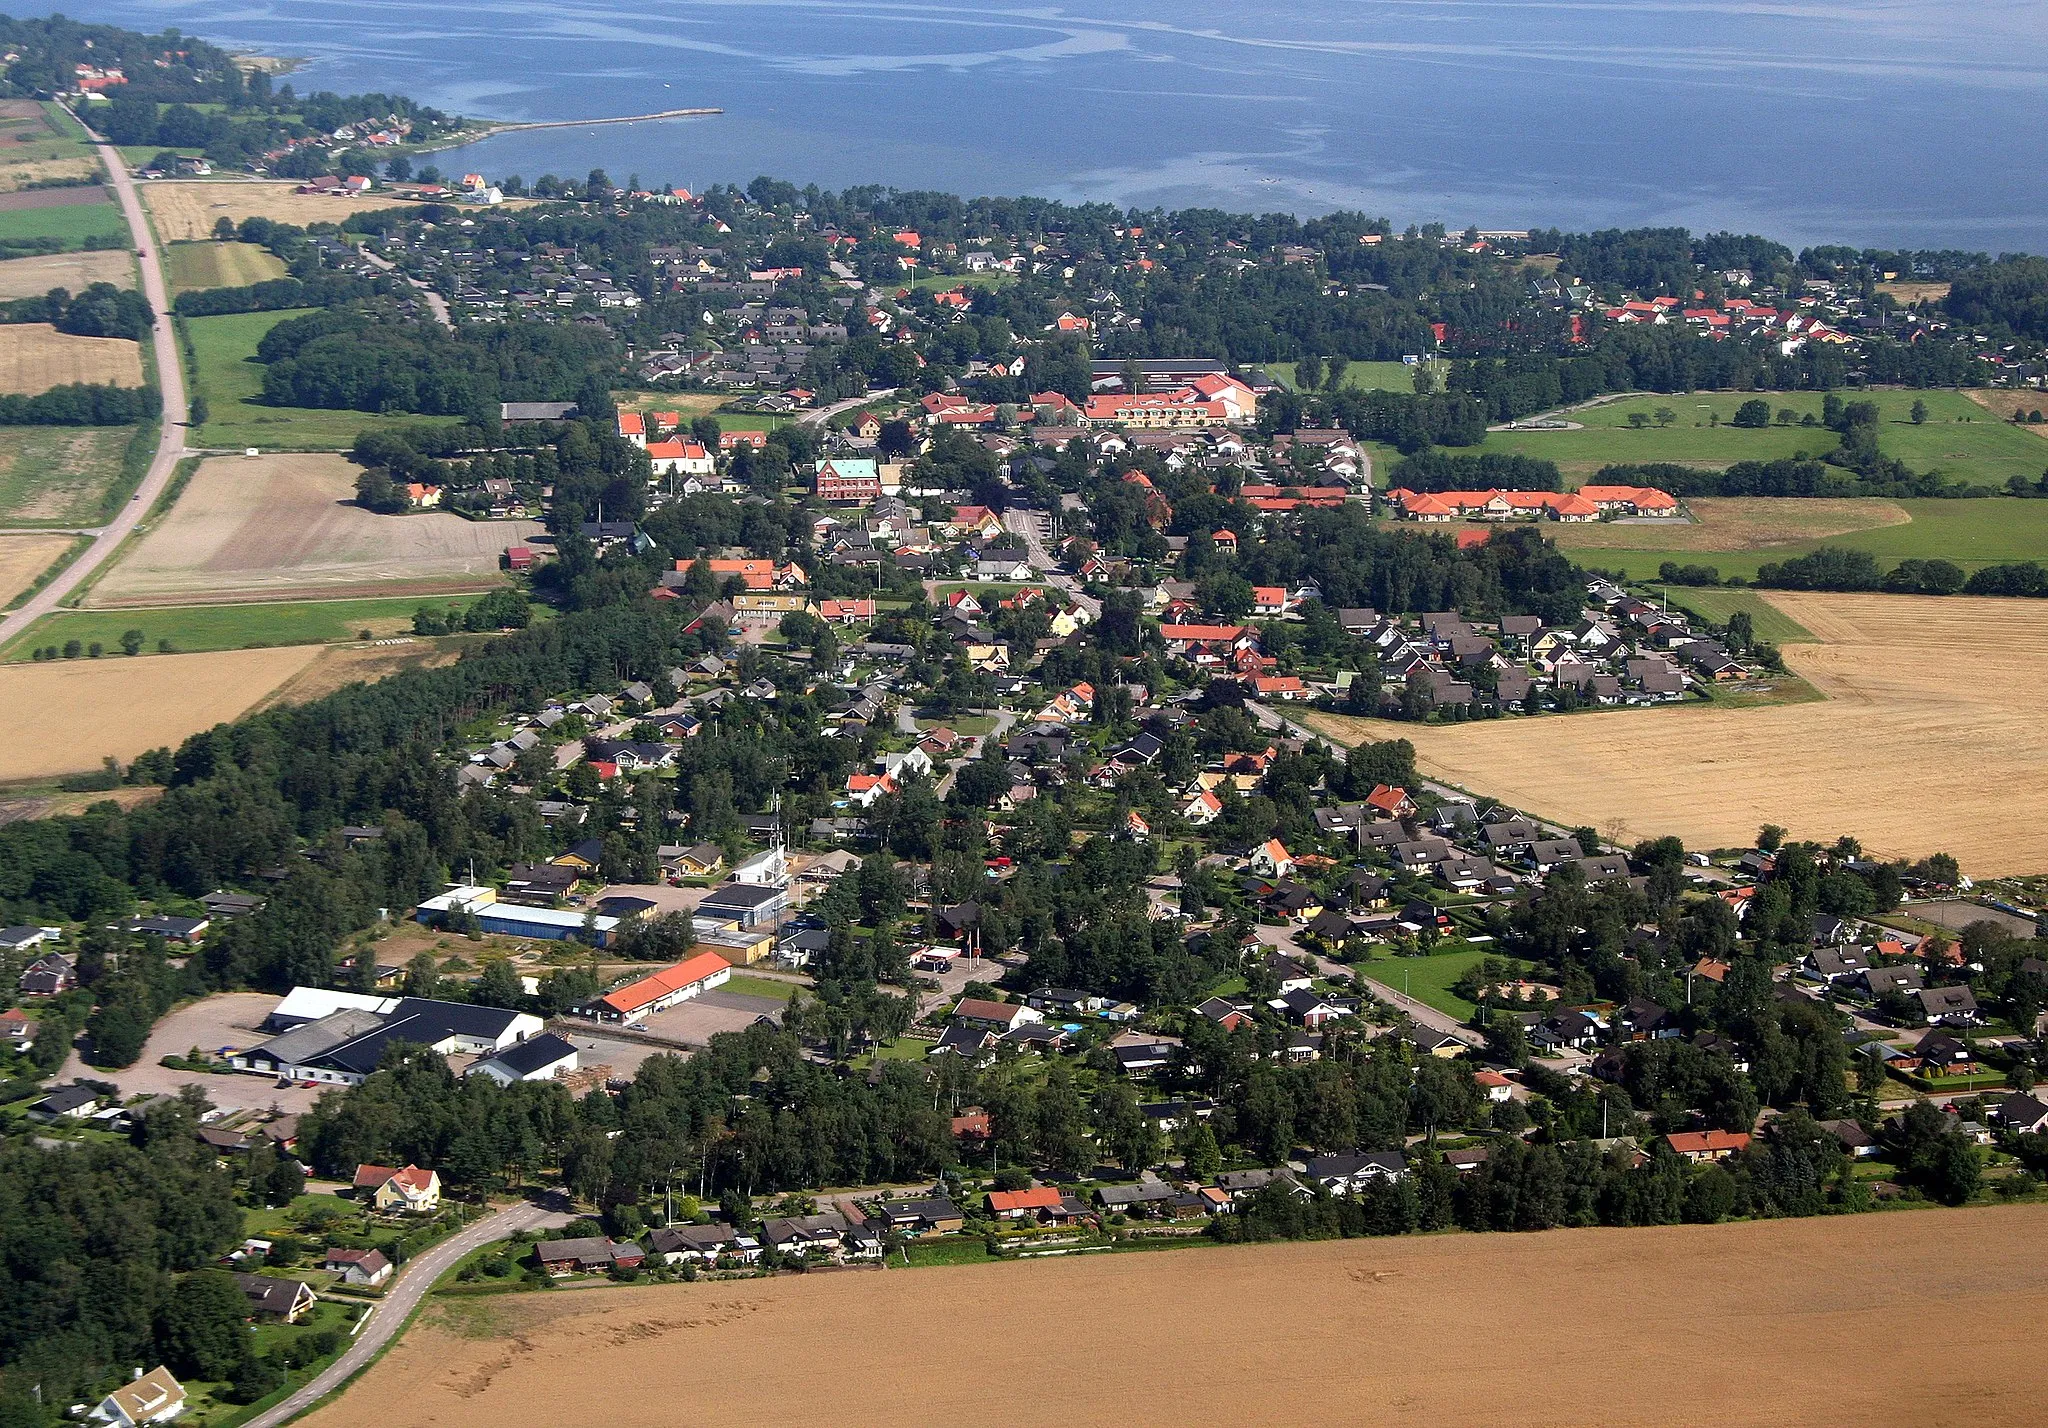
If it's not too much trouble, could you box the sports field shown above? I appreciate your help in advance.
[0,425,134,523]
[1308,592,2048,875]
[91,452,539,604]
[183,307,458,450]
[0,322,143,395]
[162,239,286,292]
[1269,358,1431,393]
[1,594,481,660]
[1482,388,2047,490]
[305,1204,2048,1428]
[0,645,319,779]
[0,247,132,299]
[1558,496,2048,581]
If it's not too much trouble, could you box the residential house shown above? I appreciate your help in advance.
[353,1163,442,1213]
[323,1247,393,1286]
[1304,1151,1406,1193]
[89,1368,187,1427]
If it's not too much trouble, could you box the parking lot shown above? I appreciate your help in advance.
[633,989,787,1047]
[57,991,330,1113]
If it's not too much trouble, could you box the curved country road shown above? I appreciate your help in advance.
[241,1195,573,1428]
[0,115,189,646]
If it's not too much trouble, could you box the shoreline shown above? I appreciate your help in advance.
[412,107,723,159]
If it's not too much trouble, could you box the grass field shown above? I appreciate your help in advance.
[0,425,133,522]
[713,411,791,433]
[1308,592,2048,876]
[1479,388,2048,490]
[0,247,132,298]
[92,451,539,604]
[1561,496,2048,580]
[1,595,481,661]
[1269,358,1434,393]
[1654,587,1816,643]
[1356,946,1524,1019]
[0,321,142,395]
[0,645,320,778]
[0,198,125,249]
[183,308,458,450]
[162,239,286,292]
[306,1205,2048,1428]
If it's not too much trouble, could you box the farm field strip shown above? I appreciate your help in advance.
[0,247,133,298]
[0,425,135,524]
[1306,592,2048,876]
[89,452,538,603]
[141,179,535,241]
[0,645,319,780]
[0,194,126,248]
[163,239,287,292]
[0,321,143,395]
[0,533,79,607]
[0,594,480,660]
[301,1204,2048,1428]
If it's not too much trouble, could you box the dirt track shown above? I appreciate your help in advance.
[306,1203,2048,1428]
[91,452,541,603]
[1308,593,2048,874]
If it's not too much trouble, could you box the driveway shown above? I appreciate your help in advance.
[240,1194,574,1428]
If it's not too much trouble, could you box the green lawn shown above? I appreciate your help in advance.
[1564,496,2048,580]
[241,1190,357,1238]
[712,412,792,433]
[0,199,127,249]
[1354,946,1526,1020]
[1653,588,1817,643]
[1269,359,1435,394]
[720,973,802,1002]
[184,308,458,450]
[1478,389,2048,491]
[0,424,135,524]
[1,594,479,660]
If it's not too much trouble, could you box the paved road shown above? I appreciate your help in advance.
[1001,506,1101,617]
[799,386,898,429]
[0,122,188,646]
[242,1195,573,1428]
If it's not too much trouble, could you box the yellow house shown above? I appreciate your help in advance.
[355,1163,441,1213]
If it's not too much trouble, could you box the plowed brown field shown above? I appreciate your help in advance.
[309,1203,2048,1428]
[1307,592,2048,874]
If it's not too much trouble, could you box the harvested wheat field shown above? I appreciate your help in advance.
[252,635,471,711]
[0,646,316,779]
[142,180,529,241]
[1307,593,2048,875]
[0,532,74,604]
[92,453,542,603]
[312,1205,2048,1428]
[0,322,142,395]
[1550,496,1910,551]
[1966,389,2048,432]
[0,248,132,300]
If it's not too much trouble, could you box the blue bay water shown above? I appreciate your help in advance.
[78,0,2048,251]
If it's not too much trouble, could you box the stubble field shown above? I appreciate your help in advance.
[0,532,76,604]
[308,1204,2048,1428]
[0,248,133,299]
[0,645,318,779]
[0,322,143,394]
[1307,592,2048,874]
[142,180,534,241]
[91,453,541,604]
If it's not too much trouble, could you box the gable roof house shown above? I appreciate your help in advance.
[90,1368,187,1427]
